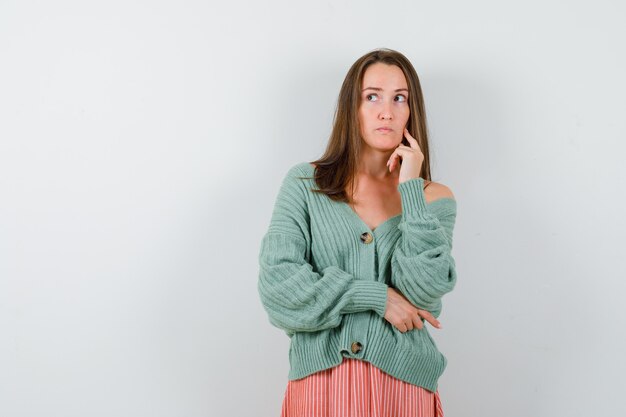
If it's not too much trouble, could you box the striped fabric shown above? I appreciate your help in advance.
[281,357,444,417]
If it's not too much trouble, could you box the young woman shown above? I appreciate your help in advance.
[258,48,458,417]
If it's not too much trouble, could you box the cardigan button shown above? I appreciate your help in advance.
[351,341,363,354]
[360,232,373,244]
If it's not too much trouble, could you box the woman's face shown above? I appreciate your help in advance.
[358,62,410,152]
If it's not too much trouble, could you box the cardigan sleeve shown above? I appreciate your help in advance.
[390,177,458,319]
[257,165,389,336]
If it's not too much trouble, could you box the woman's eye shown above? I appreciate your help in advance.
[395,95,407,102]
[366,93,378,101]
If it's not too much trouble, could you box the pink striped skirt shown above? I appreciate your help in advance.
[281,357,444,417]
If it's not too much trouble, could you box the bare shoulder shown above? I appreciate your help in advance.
[424,180,456,202]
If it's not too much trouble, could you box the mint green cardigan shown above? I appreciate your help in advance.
[257,162,458,393]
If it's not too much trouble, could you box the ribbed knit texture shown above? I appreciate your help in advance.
[257,162,458,393]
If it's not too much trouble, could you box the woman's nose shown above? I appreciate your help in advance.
[379,100,393,119]
[379,109,393,120]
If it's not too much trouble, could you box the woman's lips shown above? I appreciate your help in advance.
[376,127,392,132]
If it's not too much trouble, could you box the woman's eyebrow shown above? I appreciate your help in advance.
[362,87,409,93]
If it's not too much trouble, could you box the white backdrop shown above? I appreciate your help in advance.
[1,1,625,416]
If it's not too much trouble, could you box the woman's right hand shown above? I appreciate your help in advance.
[384,287,441,332]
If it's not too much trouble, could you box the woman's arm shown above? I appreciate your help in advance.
[258,165,389,336]
[390,177,458,319]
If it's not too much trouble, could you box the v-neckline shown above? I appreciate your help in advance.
[302,162,453,237]
[338,201,402,236]
[337,197,454,236]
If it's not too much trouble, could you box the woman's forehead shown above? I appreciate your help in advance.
[362,63,408,90]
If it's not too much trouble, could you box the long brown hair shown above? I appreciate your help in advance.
[301,48,433,203]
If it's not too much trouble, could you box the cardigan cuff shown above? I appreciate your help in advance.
[397,177,428,220]
[350,280,388,318]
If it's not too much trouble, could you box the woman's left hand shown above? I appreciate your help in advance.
[386,128,425,184]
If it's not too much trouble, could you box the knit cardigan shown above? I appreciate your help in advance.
[257,161,458,393]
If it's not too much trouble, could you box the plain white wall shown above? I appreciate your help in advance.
[1,1,625,416]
